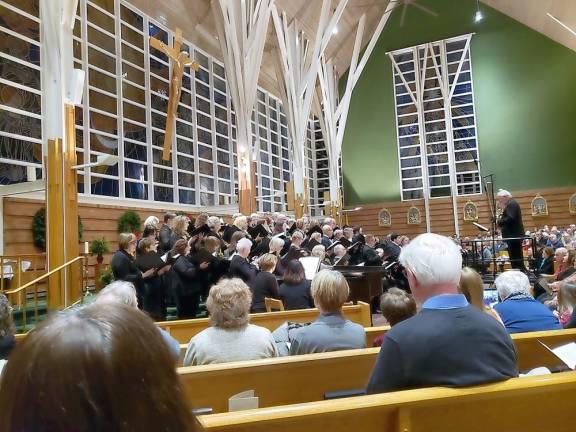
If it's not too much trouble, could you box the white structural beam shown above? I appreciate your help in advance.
[272,0,347,199]
[212,0,273,210]
[314,1,397,204]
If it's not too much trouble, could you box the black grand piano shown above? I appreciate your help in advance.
[333,265,388,309]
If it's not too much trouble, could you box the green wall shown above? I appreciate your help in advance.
[342,0,576,205]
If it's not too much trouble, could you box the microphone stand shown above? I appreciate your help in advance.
[474,156,498,284]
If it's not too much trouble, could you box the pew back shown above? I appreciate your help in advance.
[196,372,576,432]
[179,328,576,413]
[160,302,371,343]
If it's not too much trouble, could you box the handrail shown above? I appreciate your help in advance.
[5,256,85,295]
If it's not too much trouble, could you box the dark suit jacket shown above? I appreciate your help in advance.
[498,199,525,238]
[223,225,241,243]
[158,225,173,255]
[229,255,258,286]
[251,272,280,312]
[362,245,382,266]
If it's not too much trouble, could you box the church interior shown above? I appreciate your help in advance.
[0,0,576,430]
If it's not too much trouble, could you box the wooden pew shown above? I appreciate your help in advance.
[178,328,576,413]
[159,302,372,344]
[196,372,576,432]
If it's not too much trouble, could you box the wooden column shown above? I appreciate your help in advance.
[46,139,64,308]
[63,103,80,303]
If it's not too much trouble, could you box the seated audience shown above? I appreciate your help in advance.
[279,260,314,310]
[537,247,555,275]
[373,288,417,347]
[367,233,517,394]
[290,270,365,355]
[0,294,15,360]
[183,278,277,365]
[229,238,258,286]
[251,254,280,313]
[494,271,561,333]
[458,267,503,324]
[95,281,180,361]
[0,303,195,431]
[559,282,576,328]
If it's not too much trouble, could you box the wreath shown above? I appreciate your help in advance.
[32,207,83,251]
[117,210,141,234]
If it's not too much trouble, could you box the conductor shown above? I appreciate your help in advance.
[496,189,525,271]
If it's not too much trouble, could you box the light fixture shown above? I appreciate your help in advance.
[332,26,338,35]
[547,13,576,38]
[474,0,483,22]
[73,154,119,170]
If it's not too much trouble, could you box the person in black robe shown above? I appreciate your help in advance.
[135,237,171,320]
[496,189,525,271]
[158,213,176,256]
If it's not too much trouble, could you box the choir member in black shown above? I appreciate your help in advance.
[158,213,176,256]
[496,189,526,271]
[352,225,365,244]
[250,254,280,313]
[332,244,350,266]
[169,239,209,319]
[190,235,228,298]
[283,230,308,265]
[382,233,402,262]
[110,233,155,307]
[362,235,384,266]
[170,215,190,246]
[135,237,171,320]
[268,236,286,277]
[229,237,258,287]
[340,227,353,248]
[207,216,226,250]
[224,231,246,259]
[279,260,314,310]
[223,215,248,243]
[136,225,157,254]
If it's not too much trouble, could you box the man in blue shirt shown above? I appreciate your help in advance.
[367,233,517,394]
[494,271,561,334]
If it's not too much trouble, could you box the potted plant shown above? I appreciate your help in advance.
[89,238,110,264]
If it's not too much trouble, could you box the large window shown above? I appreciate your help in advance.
[0,0,42,184]
[390,34,481,201]
[1,0,323,212]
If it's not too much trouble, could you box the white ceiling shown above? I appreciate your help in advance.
[127,0,576,97]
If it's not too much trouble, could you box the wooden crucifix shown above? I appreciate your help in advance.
[149,28,199,161]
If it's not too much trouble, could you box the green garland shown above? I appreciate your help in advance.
[117,210,141,234]
[32,207,83,251]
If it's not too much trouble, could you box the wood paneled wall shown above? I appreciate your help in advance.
[345,187,576,239]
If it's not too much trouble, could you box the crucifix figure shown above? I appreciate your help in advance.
[149,27,199,161]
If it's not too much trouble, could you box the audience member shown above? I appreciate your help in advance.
[373,288,417,347]
[0,303,195,431]
[367,233,517,394]
[494,271,561,333]
[458,267,502,323]
[290,270,365,355]
[279,260,314,310]
[183,278,277,365]
[0,294,15,360]
[95,281,180,361]
[251,254,280,313]
[558,282,576,328]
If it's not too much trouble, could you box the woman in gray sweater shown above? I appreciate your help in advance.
[183,278,277,366]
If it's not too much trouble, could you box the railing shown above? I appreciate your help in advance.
[0,254,47,293]
[4,256,89,329]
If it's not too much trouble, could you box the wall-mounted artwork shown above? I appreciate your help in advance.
[463,201,478,222]
[531,194,548,217]
[407,206,421,225]
[570,193,576,215]
[378,208,392,227]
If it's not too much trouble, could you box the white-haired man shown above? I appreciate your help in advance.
[96,281,180,361]
[496,189,525,271]
[367,233,517,394]
[229,237,257,287]
[494,271,561,334]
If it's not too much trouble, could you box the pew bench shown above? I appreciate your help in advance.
[179,328,576,413]
[159,301,372,344]
[196,372,576,432]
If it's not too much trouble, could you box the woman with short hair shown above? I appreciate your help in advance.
[311,244,332,270]
[0,303,196,431]
[251,254,280,312]
[279,260,314,310]
[111,233,156,306]
[268,236,286,276]
[289,270,366,355]
[183,278,277,365]
[0,294,15,359]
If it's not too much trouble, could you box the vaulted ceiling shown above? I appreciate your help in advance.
[128,0,576,96]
